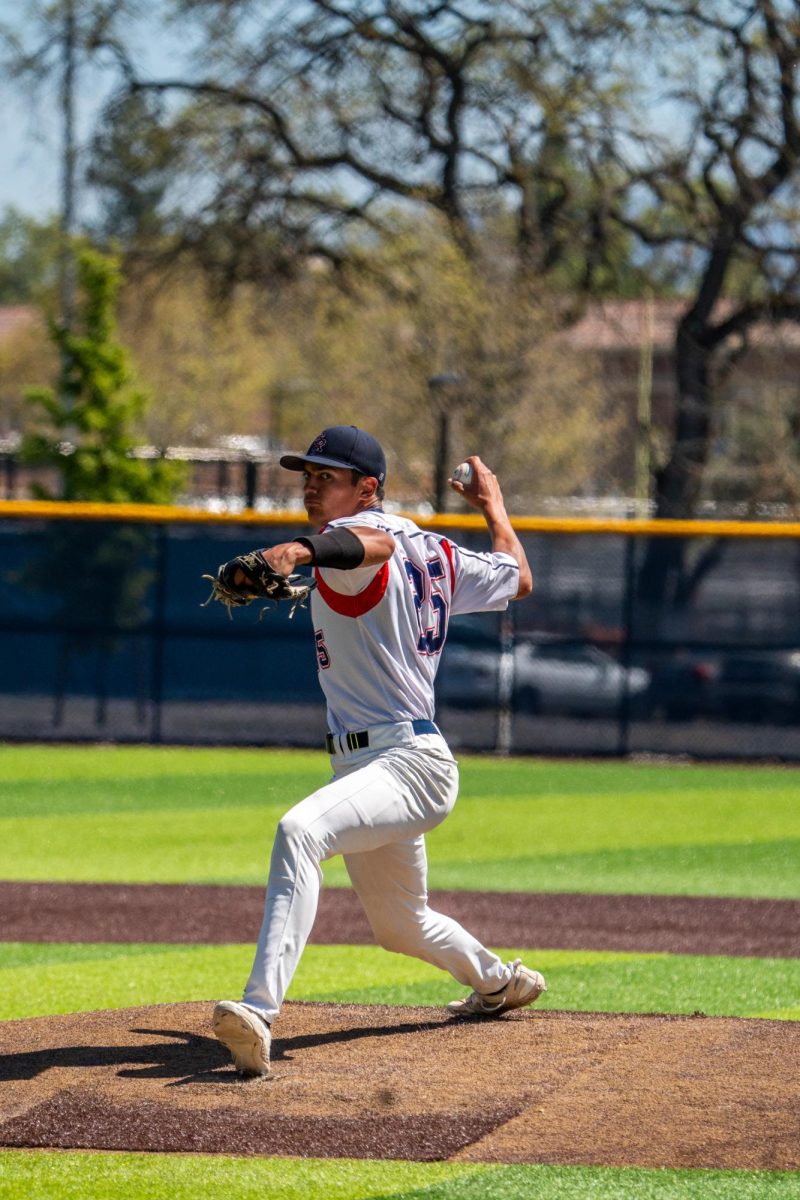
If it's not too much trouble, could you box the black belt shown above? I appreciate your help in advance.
[326,719,439,755]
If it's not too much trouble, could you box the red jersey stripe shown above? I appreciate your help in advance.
[441,538,456,592]
[314,561,391,617]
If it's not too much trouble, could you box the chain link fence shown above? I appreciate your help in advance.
[1,505,799,761]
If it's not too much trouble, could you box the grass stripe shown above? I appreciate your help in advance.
[1,746,798,897]
[0,1152,797,1200]
[1,943,798,1022]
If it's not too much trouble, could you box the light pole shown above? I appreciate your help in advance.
[59,0,77,335]
[635,292,654,518]
[267,377,312,503]
[427,373,464,513]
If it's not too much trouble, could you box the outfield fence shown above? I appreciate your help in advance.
[1,501,799,761]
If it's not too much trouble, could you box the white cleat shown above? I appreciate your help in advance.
[212,1000,272,1077]
[447,959,547,1016]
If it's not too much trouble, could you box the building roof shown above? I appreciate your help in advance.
[561,298,800,351]
[561,299,682,351]
[0,305,39,342]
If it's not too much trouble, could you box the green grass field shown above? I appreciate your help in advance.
[2,1153,799,1200]
[2,942,799,1022]
[1,745,798,895]
[1,744,798,1200]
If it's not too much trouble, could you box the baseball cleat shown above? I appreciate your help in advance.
[446,959,547,1017]
[212,1000,272,1077]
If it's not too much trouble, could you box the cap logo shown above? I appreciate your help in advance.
[309,433,327,454]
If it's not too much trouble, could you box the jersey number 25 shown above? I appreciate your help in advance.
[404,558,448,656]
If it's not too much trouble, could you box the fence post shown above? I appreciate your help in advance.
[617,531,637,757]
[495,607,515,755]
[149,522,169,744]
[2,454,16,500]
[244,459,258,509]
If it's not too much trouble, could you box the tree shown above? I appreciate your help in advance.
[112,216,617,510]
[705,367,800,516]
[620,1,800,617]
[113,260,283,449]
[117,2,800,496]
[83,1,635,507]
[0,209,63,304]
[0,313,54,441]
[22,245,185,502]
[18,245,185,727]
[324,217,617,507]
[13,0,798,551]
[116,1,640,294]
[88,91,177,244]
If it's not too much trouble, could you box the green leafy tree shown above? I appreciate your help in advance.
[22,244,184,502]
[19,245,185,728]
[0,208,62,304]
[119,0,800,529]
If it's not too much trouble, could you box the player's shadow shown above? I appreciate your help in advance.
[0,1028,227,1086]
[272,1016,447,1064]
[0,1016,448,1086]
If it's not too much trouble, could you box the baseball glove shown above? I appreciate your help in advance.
[201,549,316,619]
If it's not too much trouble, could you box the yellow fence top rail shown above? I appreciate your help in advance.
[1,498,800,538]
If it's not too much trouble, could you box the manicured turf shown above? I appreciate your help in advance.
[1,745,798,896]
[0,1151,798,1200]
[1,942,798,1022]
[2,745,798,1200]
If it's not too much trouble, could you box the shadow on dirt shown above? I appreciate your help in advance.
[0,1015,453,1086]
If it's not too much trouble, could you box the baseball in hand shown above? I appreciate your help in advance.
[451,462,474,487]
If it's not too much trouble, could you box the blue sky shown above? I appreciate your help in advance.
[1,85,63,219]
[0,8,192,223]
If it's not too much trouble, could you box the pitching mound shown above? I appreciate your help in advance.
[1,1001,797,1169]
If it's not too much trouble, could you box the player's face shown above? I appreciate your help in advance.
[302,464,369,525]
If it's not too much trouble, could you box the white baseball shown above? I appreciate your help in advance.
[452,462,474,487]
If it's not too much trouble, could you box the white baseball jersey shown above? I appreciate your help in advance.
[309,510,520,734]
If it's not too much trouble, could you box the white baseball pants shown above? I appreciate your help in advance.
[241,723,510,1023]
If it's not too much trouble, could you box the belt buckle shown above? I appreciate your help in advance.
[326,730,369,754]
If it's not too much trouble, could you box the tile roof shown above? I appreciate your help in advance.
[561,298,800,350]
[0,305,39,341]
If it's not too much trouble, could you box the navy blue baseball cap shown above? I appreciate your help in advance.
[280,425,386,485]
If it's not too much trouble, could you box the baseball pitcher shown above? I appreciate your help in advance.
[206,425,546,1076]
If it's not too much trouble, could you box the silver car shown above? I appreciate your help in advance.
[437,638,650,716]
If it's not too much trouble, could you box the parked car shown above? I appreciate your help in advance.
[707,650,800,723]
[643,650,720,721]
[436,637,650,717]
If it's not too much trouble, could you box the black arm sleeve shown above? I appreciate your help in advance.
[293,527,366,569]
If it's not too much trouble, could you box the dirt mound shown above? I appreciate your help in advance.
[1,1001,797,1169]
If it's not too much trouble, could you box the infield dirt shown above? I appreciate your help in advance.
[3,881,799,957]
[2,882,798,1169]
[1,1001,798,1169]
